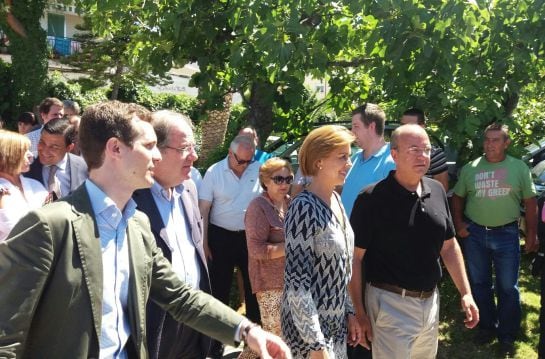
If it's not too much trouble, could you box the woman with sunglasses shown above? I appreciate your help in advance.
[239,157,293,359]
[0,130,48,241]
[282,125,361,359]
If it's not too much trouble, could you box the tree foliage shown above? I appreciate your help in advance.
[77,0,545,157]
[61,16,171,100]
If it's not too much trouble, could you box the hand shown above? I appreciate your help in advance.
[309,349,330,359]
[246,326,292,359]
[525,235,539,253]
[347,314,361,347]
[461,293,479,329]
[455,221,470,239]
[356,312,373,350]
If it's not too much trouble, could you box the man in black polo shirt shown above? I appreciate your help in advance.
[349,124,479,358]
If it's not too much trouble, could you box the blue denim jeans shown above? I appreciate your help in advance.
[463,221,521,342]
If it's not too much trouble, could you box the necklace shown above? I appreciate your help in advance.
[265,192,286,219]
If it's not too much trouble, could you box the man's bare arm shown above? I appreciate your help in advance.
[349,247,372,349]
[198,199,213,261]
[524,196,538,253]
[451,194,469,238]
[440,238,479,328]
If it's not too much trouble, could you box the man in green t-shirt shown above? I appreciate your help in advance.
[452,123,538,356]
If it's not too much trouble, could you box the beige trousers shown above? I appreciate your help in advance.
[365,283,440,359]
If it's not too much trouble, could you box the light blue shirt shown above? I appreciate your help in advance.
[341,143,396,217]
[150,181,201,288]
[86,179,135,359]
[254,149,272,164]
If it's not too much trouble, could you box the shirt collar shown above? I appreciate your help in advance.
[50,153,68,171]
[386,171,431,199]
[85,179,137,228]
[151,179,184,202]
[360,142,391,161]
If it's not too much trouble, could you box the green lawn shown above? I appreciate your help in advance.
[438,248,541,358]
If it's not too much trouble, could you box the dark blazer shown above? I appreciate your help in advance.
[133,180,212,359]
[0,185,243,358]
[24,153,88,196]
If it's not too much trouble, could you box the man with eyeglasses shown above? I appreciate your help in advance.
[24,117,88,200]
[452,123,537,356]
[401,108,449,192]
[349,124,479,359]
[199,134,262,358]
[132,110,212,359]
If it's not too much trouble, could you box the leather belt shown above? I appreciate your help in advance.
[371,282,434,299]
[473,221,517,231]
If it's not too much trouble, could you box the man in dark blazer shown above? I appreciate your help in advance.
[133,110,212,359]
[24,117,88,199]
[0,101,290,359]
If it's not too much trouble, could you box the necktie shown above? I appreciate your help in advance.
[47,165,61,199]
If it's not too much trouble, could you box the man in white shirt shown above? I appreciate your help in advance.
[199,135,262,358]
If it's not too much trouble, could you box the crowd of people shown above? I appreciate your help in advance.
[0,97,542,359]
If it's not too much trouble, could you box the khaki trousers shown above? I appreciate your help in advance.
[365,283,439,359]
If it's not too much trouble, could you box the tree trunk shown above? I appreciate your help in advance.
[110,62,124,100]
[247,81,276,148]
[199,93,232,164]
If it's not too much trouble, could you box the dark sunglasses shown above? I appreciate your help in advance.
[233,152,254,165]
[271,175,294,185]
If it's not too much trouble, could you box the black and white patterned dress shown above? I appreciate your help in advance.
[281,190,354,358]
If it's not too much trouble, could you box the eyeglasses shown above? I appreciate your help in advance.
[271,175,294,185]
[406,146,432,156]
[233,152,254,165]
[164,143,197,155]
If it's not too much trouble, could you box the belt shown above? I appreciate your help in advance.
[473,221,517,231]
[370,282,434,299]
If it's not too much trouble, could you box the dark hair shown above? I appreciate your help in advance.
[38,97,63,115]
[351,103,387,136]
[63,100,81,115]
[402,108,426,125]
[42,117,76,146]
[17,112,37,125]
[79,101,140,170]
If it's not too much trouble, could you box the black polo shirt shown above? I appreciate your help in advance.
[350,171,455,291]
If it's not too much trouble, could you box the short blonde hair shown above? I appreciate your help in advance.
[259,157,293,190]
[0,129,30,175]
[299,125,355,176]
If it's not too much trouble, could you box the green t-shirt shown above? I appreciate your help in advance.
[453,155,536,226]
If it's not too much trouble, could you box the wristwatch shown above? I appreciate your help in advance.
[236,320,260,346]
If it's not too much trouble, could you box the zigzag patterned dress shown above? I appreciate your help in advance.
[281,190,354,358]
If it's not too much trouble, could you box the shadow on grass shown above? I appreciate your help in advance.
[437,247,540,359]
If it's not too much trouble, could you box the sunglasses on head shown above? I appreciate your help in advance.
[233,152,254,165]
[271,175,294,185]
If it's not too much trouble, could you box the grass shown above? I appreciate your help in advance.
[438,245,541,358]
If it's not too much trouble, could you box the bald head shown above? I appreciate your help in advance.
[391,124,431,183]
[391,124,429,151]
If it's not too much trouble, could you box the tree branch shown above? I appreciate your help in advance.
[328,57,373,67]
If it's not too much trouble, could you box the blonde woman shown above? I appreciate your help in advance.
[282,125,361,358]
[0,130,48,241]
